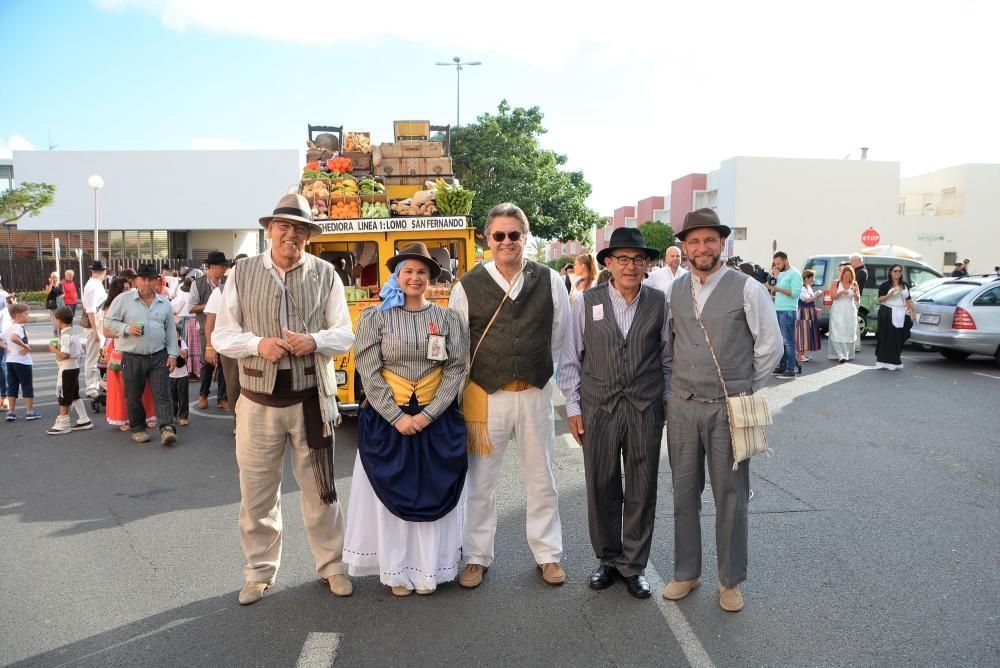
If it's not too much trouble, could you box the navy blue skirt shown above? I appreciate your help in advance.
[357,399,468,522]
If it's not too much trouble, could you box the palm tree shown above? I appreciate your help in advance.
[530,237,548,263]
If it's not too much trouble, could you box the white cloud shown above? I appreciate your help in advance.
[190,138,254,150]
[0,134,35,159]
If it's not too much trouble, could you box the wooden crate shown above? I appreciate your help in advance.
[342,151,372,172]
[378,157,453,177]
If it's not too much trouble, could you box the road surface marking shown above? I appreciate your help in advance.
[296,632,342,668]
[645,564,716,668]
[973,372,1000,380]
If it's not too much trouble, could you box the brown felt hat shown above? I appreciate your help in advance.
[676,208,731,241]
[386,242,441,280]
[259,193,322,237]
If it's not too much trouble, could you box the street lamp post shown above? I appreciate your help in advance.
[88,174,103,265]
[435,56,481,126]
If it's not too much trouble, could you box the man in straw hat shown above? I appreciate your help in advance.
[558,227,671,599]
[448,202,570,589]
[213,194,355,605]
[663,209,782,612]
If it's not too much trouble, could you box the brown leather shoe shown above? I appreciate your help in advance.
[538,562,566,586]
[322,574,353,597]
[663,577,701,601]
[719,583,744,612]
[218,399,230,410]
[459,564,486,589]
[238,580,273,605]
[198,395,208,409]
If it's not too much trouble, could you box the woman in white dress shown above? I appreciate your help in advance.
[828,264,860,363]
[344,243,470,596]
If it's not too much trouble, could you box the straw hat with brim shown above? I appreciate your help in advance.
[259,193,323,237]
[675,208,731,241]
[136,264,160,279]
[597,227,660,264]
[386,242,442,280]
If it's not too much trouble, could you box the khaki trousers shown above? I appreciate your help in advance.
[235,394,346,583]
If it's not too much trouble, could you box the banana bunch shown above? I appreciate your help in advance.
[362,201,390,218]
[434,178,475,215]
[331,177,358,197]
[358,178,386,195]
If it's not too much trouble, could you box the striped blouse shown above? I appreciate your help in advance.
[355,303,470,424]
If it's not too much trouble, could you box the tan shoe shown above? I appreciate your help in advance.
[218,399,230,410]
[663,577,701,601]
[390,585,412,597]
[178,418,189,426]
[160,429,177,446]
[538,562,566,586]
[719,583,744,612]
[459,564,486,589]
[198,395,208,409]
[323,574,353,597]
[131,431,151,443]
[238,580,273,605]
[415,588,435,595]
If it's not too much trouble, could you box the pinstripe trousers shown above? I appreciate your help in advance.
[581,399,662,577]
[666,398,750,587]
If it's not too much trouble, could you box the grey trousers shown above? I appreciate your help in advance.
[121,349,174,433]
[666,398,749,587]
[581,400,662,577]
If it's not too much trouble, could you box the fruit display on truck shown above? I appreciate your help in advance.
[301,121,478,414]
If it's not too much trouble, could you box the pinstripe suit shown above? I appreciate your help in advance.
[559,282,671,576]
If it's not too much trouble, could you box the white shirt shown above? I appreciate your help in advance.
[188,276,220,309]
[204,286,223,316]
[644,265,687,298]
[82,276,108,315]
[213,252,355,369]
[169,339,189,378]
[4,323,32,365]
[57,328,83,371]
[448,260,569,367]
[171,292,191,318]
[164,275,180,300]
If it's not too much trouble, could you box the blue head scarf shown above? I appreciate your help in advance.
[378,265,404,311]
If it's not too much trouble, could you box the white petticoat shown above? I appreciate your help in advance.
[343,452,463,591]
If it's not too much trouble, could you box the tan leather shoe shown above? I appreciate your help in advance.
[538,562,566,586]
[415,588,435,595]
[218,399,230,410]
[390,585,412,597]
[323,574,353,597]
[459,564,486,589]
[178,418,189,426]
[719,583,744,612]
[663,577,701,601]
[160,429,177,446]
[198,395,208,409]
[131,431,151,443]
[239,580,273,605]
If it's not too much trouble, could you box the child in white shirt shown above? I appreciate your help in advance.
[4,303,39,421]
[169,333,190,426]
[47,307,93,434]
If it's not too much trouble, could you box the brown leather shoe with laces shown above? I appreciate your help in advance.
[459,564,486,588]
[538,562,566,585]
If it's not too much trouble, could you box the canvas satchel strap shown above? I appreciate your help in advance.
[687,273,742,470]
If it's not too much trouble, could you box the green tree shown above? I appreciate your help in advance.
[530,237,548,263]
[451,101,604,243]
[638,220,676,258]
[0,182,56,225]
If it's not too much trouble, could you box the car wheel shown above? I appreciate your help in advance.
[939,349,971,361]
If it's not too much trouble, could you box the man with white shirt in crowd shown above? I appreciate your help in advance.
[190,252,229,409]
[81,261,108,398]
[204,254,248,420]
[448,202,570,590]
[644,245,686,296]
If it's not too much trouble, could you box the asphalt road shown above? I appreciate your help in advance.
[1,334,998,667]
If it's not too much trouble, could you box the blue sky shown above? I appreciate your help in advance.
[3,0,998,216]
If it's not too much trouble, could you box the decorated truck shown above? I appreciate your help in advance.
[302,121,477,414]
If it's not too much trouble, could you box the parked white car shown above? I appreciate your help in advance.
[910,277,1000,364]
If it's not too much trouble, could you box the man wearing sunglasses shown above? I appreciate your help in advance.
[448,202,570,590]
[558,226,671,599]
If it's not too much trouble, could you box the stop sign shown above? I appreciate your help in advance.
[861,228,881,247]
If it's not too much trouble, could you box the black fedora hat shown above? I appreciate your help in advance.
[90,260,107,271]
[596,227,659,265]
[676,208,731,241]
[205,251,231,267]
[386,242,442,280]
[136,263,160,279]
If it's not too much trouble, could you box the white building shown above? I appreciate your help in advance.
[11,149,300,263]
[698,157,1000,272]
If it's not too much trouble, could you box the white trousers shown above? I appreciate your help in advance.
[463,382,562,567]
[235,395,347,584]
[84,327,102,394]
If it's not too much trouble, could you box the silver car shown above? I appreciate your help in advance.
[910,277,1000,364]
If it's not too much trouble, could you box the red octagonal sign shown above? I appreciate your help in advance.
[861,228,881,247]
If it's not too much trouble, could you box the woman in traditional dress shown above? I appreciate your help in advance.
[827,264,860,363]
[176,279,201,381]
[874,263,916,371]
[344,243,469,597]
[795,269,822,367]
[101,277,156,431]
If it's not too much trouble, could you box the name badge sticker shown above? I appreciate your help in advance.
[592,304,604,321]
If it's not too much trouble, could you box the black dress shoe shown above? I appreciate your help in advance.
[589,565,617,590]
[624,574,651,599]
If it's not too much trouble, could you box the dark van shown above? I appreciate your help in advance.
[801,255,942,335]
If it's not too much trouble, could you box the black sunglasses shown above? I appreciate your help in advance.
[491,231,522,243]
